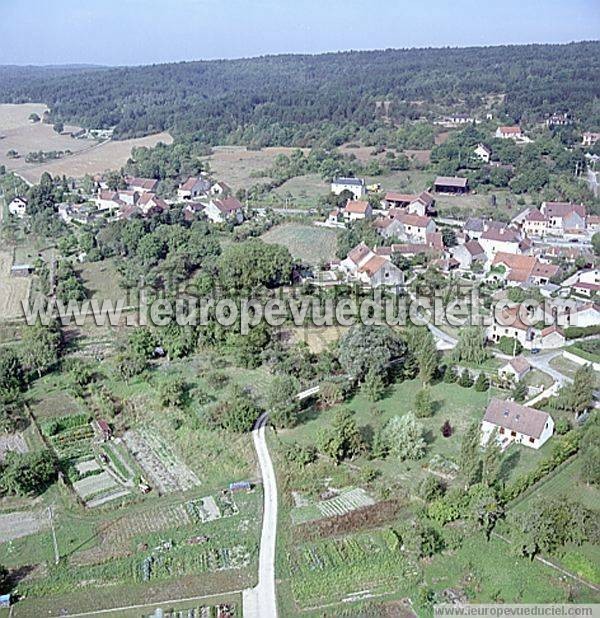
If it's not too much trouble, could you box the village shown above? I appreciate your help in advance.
[0,37,598,618]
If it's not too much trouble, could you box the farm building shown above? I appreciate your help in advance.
[434,176,469,194]
[481,398,554,450]
[8,196,28,218]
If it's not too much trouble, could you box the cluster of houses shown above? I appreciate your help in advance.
[8,174,245,226]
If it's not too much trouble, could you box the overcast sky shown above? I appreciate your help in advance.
[0,0,598,66]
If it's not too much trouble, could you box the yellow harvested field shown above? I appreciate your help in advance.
[0,103,172,183]
[0,251,30,320]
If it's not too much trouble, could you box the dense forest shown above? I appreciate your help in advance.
[0,42,599,146]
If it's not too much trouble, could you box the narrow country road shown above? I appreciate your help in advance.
[243,412,279,618]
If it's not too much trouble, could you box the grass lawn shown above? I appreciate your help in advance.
[261,223,338,265]
[550,355,600,388]
[273,173,330,208]
[280,379,509,495]
[77,258,123,301]
[511,457,600,514]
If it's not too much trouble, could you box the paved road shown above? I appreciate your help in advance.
[243,412,278,618]
[524,350,570,386]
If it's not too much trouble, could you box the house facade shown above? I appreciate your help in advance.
[331,177,366,200]
[8,196,28,218]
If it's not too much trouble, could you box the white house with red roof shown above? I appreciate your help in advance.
[126,177,159,193]
[495,126,523,140]
[479,226,522,260]
[137,193,169,215]
[343,199,372,222]
[177,176,211,201]
[339,242,404,288]
[482,398,554,450]
[498,356,531,383]
[522,208,550,237]
[451,240,486,271]
[205,196,244,223]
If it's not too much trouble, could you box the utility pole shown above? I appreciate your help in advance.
[48,505,59,565]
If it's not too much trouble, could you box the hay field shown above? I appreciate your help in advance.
[201,145,308,191]
[261,223,338,265]
[0,251,30,320]
[0,103,172,183]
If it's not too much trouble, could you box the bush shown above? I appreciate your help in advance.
[419,475,445,502]
[458,369,473,388]
[564,325,600,339]
[474,373,489,392]
[441,420,453,437]
[497,336,522,356]
[443,365,457,383]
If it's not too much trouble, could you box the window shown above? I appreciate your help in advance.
[529,437,535,443]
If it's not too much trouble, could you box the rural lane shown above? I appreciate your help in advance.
[243,411,279,618]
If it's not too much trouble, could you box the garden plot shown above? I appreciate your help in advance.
[73,471,120,500]
[0,250,31,320]
[123,428,200,494]
[0,510,49,543]
[0,432,28,461]
[292,487,375,524]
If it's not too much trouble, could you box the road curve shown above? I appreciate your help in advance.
[243,412,278,618]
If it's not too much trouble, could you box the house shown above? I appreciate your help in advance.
[397,213,436,243]
[498,356,531,383]
[563,269,600,289]
[177,176,211,200]
[126,177,158,193]
[546,113,572,127]
[582,132,600,147]
[137,193,169,215]
[487,305,534,349]
[464,217,485,240]
[183,202,205,222]
[209,181,232,196]
[434,176,469,194]
[571,282,600,299]
[490,252,560,286]
[587,215,600,232]
[339,242,403,288]
[474,143,491,163]
[118,203,142,220]
[356,254,404,287]
[539,325,566,349]
[8,196,28,218]
[481,398,554,450]
[343,199,372,222]
[95,190,125,211]
[479,226,521,260]
[383,192,415,209]
[545,300,600,329]
[331,177,366,200]
[408,191,435,216]
[522,209,549,237]
[444,114,477,125]
[540,202,586,233]
[204,196,244,224]
[450,240,486,270]
[58,203,97,225]
[495,126,522,140]
[374,216,408,240]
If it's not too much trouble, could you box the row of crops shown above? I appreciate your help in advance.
[140,544,250,582]
[40,413,94,461]
[288,529,421,606]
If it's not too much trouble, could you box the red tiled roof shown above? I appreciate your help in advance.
[345,200,370,214]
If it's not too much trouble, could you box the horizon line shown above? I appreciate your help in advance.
[1,38,598,70]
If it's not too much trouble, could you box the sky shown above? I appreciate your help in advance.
[0,0,598,66]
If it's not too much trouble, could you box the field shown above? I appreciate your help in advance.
[261,223,338,265]
[78,258,124,301]
[0,250,31,320]
[0,510,49,543]
[273,173,330,208]
[201,145,307,192]
[0,103,172,183]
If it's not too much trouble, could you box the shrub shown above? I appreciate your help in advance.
[497,336,522,356]
[419,475,445,502]
[474,373,489,391]
[458,369,473,388]
[441,420,453,437]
